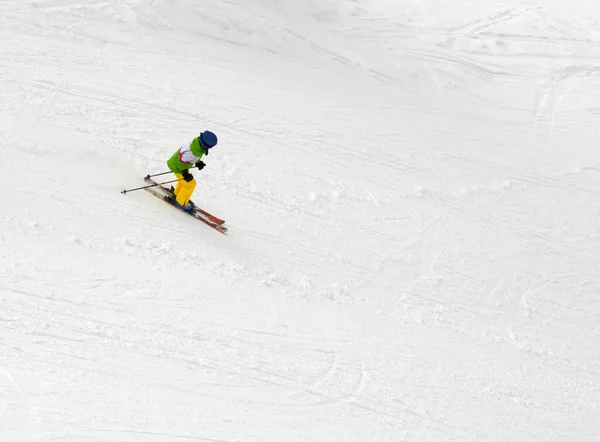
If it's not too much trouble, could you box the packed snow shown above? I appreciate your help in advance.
[1,0,600,440]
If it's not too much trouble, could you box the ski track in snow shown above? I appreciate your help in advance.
[1,0,600,440]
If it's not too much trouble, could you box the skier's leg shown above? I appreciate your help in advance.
[176,177,196,206]
[173,173,183,196]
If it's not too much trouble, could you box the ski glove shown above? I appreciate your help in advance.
[195,161,206,171]
[181,169,194,182]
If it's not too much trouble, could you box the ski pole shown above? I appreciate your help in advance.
[146,171,173,178]
[121,178,182,195]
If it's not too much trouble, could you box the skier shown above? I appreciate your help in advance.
[166,130,218,211]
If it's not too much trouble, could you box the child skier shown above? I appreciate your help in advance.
[166,130,218,211]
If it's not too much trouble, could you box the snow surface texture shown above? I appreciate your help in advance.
[1,0,600,440]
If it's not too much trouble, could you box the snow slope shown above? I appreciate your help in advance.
[1,0,600,440]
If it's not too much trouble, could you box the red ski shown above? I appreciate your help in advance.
[143,177,227,233]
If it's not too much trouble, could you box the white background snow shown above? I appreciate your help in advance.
[1,0,600,440]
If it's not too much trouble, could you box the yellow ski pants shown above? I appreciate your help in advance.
[173,173,196,206]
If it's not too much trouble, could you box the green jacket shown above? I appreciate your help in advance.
[167,137,205,174]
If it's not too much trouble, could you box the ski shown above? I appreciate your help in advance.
[195,207,225,226]
[144,176,226,225]
[143,178,227,233]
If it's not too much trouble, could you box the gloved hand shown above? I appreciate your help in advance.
[195,161,206,171]
[181,169,194,182]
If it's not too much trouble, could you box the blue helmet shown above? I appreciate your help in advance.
[199,131,218,154]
